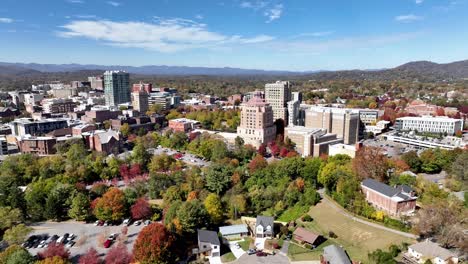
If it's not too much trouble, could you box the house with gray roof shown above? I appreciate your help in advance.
[197,229,220,257]
[321,244,352,264]
[406,240,459,264]
[219,224,249,243]
[255,215,274,238]
[361,178,417,216]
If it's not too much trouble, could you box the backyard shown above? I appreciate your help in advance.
[288,200,415,262]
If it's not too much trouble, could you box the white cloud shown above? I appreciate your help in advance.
[67,0,84,3]
[264,4,283,23]
[395,14,423,22]
[106,1,121,7]
[295,31,334,38]
[415,0,423,4]
[0,18,14,23]
[58,19,275,52]
[240,1,269,10]
[195,14,204,20]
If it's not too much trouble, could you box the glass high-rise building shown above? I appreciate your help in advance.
[104,71,130,106]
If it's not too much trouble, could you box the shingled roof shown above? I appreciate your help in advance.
[409,240,456,261]
[198,230,220,245]
[361,178,415,201]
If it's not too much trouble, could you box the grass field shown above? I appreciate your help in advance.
[288,240,333,261]
[288,200,414,262]
[238,237,253,251]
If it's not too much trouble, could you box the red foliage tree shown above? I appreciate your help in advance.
[79,247,101,264]
[286,151,298,158]
[279,147,288,157]
[38,243,70,260]
[129,164,142,178]
[105,243,132,264]
[257,144,267,156]
[270,144,280,157]
[131,198,152,220]
[435,107,445,116]
[119,164,130,179]
[133,223,175,264]
[248,154,268,173]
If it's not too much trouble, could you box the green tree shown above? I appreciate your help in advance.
[120,123,131,137]
[131,143,151,169]
[401,151,422,173]
[204,164,232,195]
[177,200,209,234]
[204,193,224,224]
[0,207,22,230]
[5,249,34,264]
[149,154,176,173]
[3,224,32,245]
[68,193,91,221]
[451,151,467,182]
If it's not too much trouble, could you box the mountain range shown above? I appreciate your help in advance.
[0,60,468,80]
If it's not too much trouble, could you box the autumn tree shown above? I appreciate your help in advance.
[105,243,132,264]
[133,223,176,264]
[204,193,224,224]
[120,123,131,137]
[3,224,32,245]
[401,151,422,173]
[78,247,101,264]
[0,207,22,230]
[353,146,390,182]
[131,198,152,220]
[248,154,268,173]
[37,256,70,264]
[38,243,70,260]
[93,188,126,221]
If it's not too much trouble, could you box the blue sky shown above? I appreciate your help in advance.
[0,0,467,71]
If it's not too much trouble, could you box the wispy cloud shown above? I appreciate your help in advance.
[58,18,275,52]
[66,0,84,3]
[195,14,204,20]
[240,1,269,10]
[106,1,121,7]
[294,31,335,38]
[264,4,283,23]
[395,14,423,22]
[0,18,14,23]
[415,0,423,4]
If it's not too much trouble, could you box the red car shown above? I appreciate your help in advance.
[103,239,112,248]
[256,251,267,257]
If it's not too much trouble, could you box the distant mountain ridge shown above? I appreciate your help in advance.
[0,59,468,80]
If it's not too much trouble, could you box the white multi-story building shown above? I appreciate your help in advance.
[287,100,300,126]
[131,90,149,114]
[265,81,292,125]
[395,116,463,135]
[285,126,342,157]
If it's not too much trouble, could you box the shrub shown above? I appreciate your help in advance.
[302,215,313,222]
[328,231,337,238]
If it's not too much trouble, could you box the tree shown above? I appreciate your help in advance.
[78,248,101,264]
[120,123,131,138]
[204,164,232,195]
[401,151,422,173]
[93,188,126,221]
[0,207,22,230]
[38,243,70,260]
[131,198,152,220]
[36,256,70,264]
[353,147,389,182]
[149,154,176,173]
[248,154,268,173]
[258,144,267,156]
[451,151,467,182]
[3,224,32,245]
[133,223,176,264]
[204,193,223,224]
[68,193,91,221]
[131,143,151,169]
[105,243,132,264]
[6,249,34,264]
[177,200,209,234]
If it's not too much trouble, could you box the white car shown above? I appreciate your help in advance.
[65,241,75,248]
[108,233,118,241]
[144,220,151,226]
[56,236,65,244]
[134,220,142,226]
[122,219,131,226]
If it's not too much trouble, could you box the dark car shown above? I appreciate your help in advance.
[256,251,267,257]
[247,249,257,255]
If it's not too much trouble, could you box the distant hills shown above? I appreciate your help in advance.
[0,60,468,80]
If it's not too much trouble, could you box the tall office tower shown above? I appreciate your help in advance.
[131,90,149,114]
[237,92,277,148]
[287,100,300,126]
[292,91,302,103]
[305,107,360,145]
[265,81,292,125]
[104,71,130,106]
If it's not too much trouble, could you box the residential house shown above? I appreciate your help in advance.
[406,240,459,264]
[361,178,417,216]
[219,224,249,243]
[0,107,19,120]
[321,244,352,264]
[255,215,274,238]
[293,227,324,248]
[197,230,221,257]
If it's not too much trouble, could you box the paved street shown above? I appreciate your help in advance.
[26,221,145,261]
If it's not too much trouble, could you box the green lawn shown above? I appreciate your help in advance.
[297,200,415,263]
[238,237,253,251]
[288,240,333,261]
[221,252,236,263]
[277,205,309,222]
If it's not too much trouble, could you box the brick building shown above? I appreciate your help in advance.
[169,118,201,133]
[85,130,120,154]
[17,136,57,155]
[361,178,417,216]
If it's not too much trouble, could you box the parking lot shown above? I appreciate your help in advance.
[363,137,412,157]
[26,221,145,261]
[148,147,211,167]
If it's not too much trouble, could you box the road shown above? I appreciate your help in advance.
[317,189,418,239]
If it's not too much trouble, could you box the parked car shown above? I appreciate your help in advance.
[68,233,76,241]
[56,236,65,244]
[94,220,104,226]
[65,241,75,248]
[235,243,241,249]
[104,221,109,226]
[103,239,112,248]
[247,249,256,255]
[122,219,131,226]
[108,233,118,241]
[134,220,142,226]
[144,220,151,226]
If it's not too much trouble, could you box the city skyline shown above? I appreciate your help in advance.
[0,0,468,71]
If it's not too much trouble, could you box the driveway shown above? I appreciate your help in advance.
[208,256,222,264]
[254,237,267,250]
[236,253,289,264]
[228,241,245,259]
[280,240,289,255]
